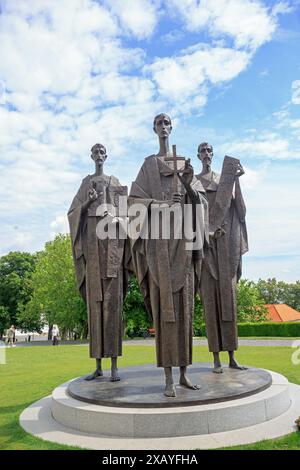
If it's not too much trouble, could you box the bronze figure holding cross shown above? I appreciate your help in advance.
[129,113,208,397]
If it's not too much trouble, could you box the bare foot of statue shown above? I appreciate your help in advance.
[229,359,248,370]
[110,368,121,382]
[110,357,121,382]
[84,358,103,381]
[228,352,248,370]
[164,381,176,397]
[212,353,223,373]
[179,373,201,390]
[85,368,103,381]
[164,367,176,397]
[213,365,223,374]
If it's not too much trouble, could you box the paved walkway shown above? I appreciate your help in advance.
[9,338,299,347]
[126,338,299,347]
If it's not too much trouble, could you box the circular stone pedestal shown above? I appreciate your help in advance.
[50,363,291,438]
[68,363,272,408]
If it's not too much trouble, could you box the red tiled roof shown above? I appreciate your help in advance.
[265,304,300,322]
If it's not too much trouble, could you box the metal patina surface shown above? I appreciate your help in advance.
[67,363,272,408]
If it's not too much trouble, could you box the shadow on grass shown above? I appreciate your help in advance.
[0,403,33,414]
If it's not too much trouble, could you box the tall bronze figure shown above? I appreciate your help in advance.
[68,144,128,381]
[129,114,208,397]
[196,142,248,373]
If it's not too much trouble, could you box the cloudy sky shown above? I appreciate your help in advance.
[0,0,299,281]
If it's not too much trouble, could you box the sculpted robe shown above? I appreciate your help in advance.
[129,155,208,367]
[196,167,248,352]
[68,174,128,359]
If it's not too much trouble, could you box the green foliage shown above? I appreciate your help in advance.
[197,321,300,337]
[237,321,300,337]
[0,251,37,326]
[22,234,87,338]
[256,278,300,311]
[236,279,268,322]
[1,245,300,340]
[16,300,44,334]
[122,278,206,338]
[123,276,150,337]
[193,294,204,336]
[0,305,10,338]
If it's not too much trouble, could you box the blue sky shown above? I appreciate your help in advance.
[0,0,299,281]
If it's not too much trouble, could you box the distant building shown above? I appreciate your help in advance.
[265,304,300,322]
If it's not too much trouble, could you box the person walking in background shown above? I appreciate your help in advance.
[6,325,15,347]
[52,325,59,346]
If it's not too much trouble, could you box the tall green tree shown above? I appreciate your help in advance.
[237,279,268,322]
[22,234,87,338]
[287,281,300,311]
[0,251,37,327]
[123,276,150,336]
[256,278,300,311]
[256,278,285,304]
[0,305,10,339]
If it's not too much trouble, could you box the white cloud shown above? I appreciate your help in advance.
[272,103,300,142]
[145,44,250,111]
[290,119,300,129]
[292,80,300,104]
[244,255,300,282]
[168,0,277,50]
[272,1,294,16]
[0,225,36,255]
[241,164,300,265]
[162,29,184,45]
[220,133,300,160]
[0,0,297,285]
[0,1,146,100]
[240,164,269,189]
[50,214,70,238]
[104,0,160,39]
[259,69,269,78]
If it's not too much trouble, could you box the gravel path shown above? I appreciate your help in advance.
[125,338,299,347]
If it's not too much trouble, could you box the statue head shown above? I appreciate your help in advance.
[197,142,213,164]
[91,143,107,164]
[153,113,172,138]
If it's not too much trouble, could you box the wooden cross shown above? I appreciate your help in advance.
[164,144,185,194]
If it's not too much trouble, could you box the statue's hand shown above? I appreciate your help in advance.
[88,188,98,201]
[236,163,245,178]
[178,158,194,187]
[213,225,226,239]
[172,192,183,204]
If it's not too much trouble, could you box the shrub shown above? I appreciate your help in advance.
[237,322,300,337]
[196,322,300,337]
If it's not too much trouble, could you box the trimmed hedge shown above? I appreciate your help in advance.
[197,322,300,337]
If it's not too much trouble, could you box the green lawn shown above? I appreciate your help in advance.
[0,344,299,450]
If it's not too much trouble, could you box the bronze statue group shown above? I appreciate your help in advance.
[68,113,248,398]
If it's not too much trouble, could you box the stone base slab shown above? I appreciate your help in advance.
[19,381,299,450]
[50,369,290,438]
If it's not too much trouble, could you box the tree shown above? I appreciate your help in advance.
[256,278,285,304]
[237,279,268,322]
[193,294,204,336]
[256,278,300,312]
[287,281,300,311]
[0,306,10,339]
[123,276,150,336]
[16,299,44,333]
[23,234,87,338]
[0,251,37,327]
